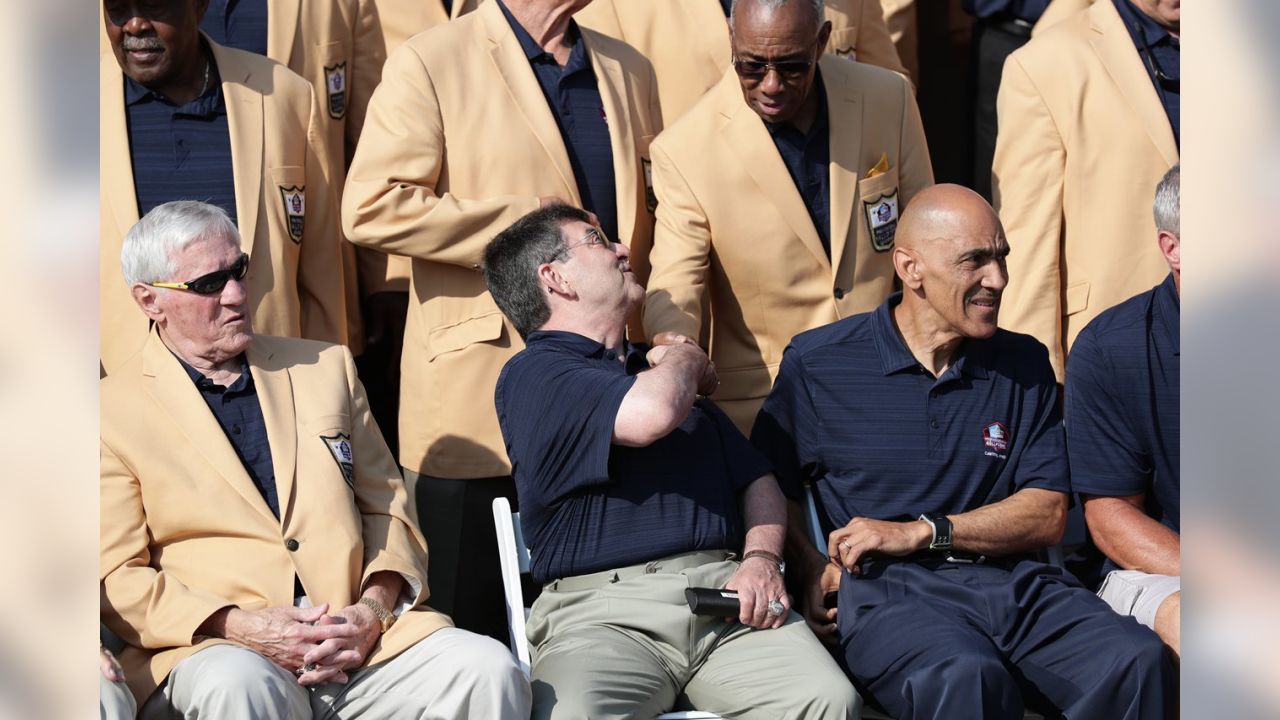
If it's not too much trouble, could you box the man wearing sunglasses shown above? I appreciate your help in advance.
[100,201,532,718]
[101,0,349,378]
[643,0,933,437]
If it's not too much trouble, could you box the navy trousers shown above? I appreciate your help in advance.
[838,558,1173,719]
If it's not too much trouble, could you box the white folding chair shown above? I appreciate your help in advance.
[491,497,720,720]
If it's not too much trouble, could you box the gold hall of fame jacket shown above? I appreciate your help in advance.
[100,331,450,706]
[342,0,662,478]
[644,54,933,435]
[100,40,347,376]
[576,0,909,127]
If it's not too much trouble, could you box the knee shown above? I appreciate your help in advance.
[929,647,1015,687]
[182,649,307,717]
[1110,622,1171,677]
[447,633,532,712]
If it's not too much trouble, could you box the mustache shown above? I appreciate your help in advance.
[121,37,164,52]
[967,290,1001,302]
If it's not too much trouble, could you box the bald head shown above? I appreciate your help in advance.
[896,184,1002,253]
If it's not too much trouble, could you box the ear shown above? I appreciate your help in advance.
[816,20,833,56]
[131,283,166,322]
[536,262,575,300]
[1157,230,1179,275]
[893,246,922,291]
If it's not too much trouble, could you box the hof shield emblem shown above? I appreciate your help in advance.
[863,191,899,252]
[834,45,857,61]
[642,157,657,212]
[279,186,305,243]
[982,421,1010,459]
[321,433,356,487]
[324,63,347,119]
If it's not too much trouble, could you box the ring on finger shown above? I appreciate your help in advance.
[767,599,785,617]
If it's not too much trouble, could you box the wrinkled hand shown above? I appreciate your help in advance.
[100,646,125,683]
[828,517,931,574]
[651,332,717,395]
[724,556,789,630]
[222,604,364,686]
[299,603,383,685]
[798,560,841,645]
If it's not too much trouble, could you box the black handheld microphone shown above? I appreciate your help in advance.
[684,587,741,616]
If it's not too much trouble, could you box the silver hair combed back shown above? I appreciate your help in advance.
[729,0,825,30]
[120,200,241,286]
[1152,164,1179,237]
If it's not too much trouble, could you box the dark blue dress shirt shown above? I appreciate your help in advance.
[1066,274,1179,547]
[766,72,831,256]
[962,0,1050,22]
[200,0,269,58]
[720,0,733,17]
[497,0,618,243]
[1115,0,1179,146]
[752,293,1069,537]
[125,47,237,225]
[496,331,772,583]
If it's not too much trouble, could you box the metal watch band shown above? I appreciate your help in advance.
[359,597,396,633]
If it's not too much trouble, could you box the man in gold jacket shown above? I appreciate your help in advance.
[100,201,530,719]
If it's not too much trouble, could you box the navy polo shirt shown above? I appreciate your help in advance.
[497,0,618,243]
[200,0,269,57]
[962,0,1050,22]
[125,47,237,225]
[496,331,772,583]
[752,293,1069,536]
[1115,0,1179,147]
[720,0,732,16]
[1066,274,1179,542]
[766,72,831,256]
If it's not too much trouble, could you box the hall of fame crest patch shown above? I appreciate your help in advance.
[321,433,355,487]
[324,63,347,119]
[982,421,1010,460]
[834,45,857,61]
[279,186,305,243]
[863,191,899,252]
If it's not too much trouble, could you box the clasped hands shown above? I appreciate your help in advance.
[648,331,719,395]
[219,601,382,686]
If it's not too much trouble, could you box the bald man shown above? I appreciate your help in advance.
[752,186,1173,719]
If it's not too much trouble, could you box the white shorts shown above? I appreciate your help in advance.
[1097,569,1180,629]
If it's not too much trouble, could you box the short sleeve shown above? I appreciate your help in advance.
[1008,344,1071,494]
[750,346,822,500]
[1064,331,1149,497]
[700,399,772,492]
[496,352,636,504]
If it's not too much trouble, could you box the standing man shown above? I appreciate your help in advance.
[486,205,858,720]
[752,185,1173,719]
[101,0,347,375]
[993,0,1178,380]
[576,0,908,127]
[1066,165,1180,658]
[343,0,662,641]
[644,0,932,434]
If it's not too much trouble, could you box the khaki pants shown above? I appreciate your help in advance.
[140,628,531,719]
[527,551,860,720]
[100,676,136,720]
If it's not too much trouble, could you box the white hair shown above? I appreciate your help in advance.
[121,201,241,286]
[1153,164,1179,237]
[730,0,826,31]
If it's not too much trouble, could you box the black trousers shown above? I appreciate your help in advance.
[404,470,520,647]
[354,291,408,458]
[971,17,1033,202]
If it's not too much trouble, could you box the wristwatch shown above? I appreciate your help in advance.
[360,597,397,634]
[918,513,953,551]
[743,549,786,575]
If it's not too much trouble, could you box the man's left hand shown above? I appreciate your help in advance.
[828,517,932,573]
[651,332,718,395]
[725,556,789,630]
[298,602,383,685]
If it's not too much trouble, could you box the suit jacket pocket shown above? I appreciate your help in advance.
[717,363,779,401]
[317,40,350,120]
[1066,280,1091,315]
[857,168,901,253]
[425,312,506,362]
[270,166,308,245]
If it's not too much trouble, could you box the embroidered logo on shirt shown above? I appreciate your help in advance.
[279,186,305,243]
[324,63,347,119]
[863,191,899,251]
[321,433,355,487]
[982,421,1010,459]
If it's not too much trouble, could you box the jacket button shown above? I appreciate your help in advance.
[286,539,300,551]
[833,288,845,299]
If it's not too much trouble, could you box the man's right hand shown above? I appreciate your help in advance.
[200,604,367,685]
[799,560,841,646]
[651,332,718,395]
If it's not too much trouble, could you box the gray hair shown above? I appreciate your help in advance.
[1153,164,1179,237]
[121,201,241,286]
[729,0,826,32]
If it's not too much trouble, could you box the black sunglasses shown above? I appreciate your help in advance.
[732,58,815,81]
[150,253,249,295]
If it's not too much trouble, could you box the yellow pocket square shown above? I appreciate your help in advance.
[865,153,890,179]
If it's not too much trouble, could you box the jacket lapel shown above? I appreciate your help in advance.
[478,1,579,202]
[266,0,301,66]
[213,40,263,261]
[586,35,639,243]
[100,55,140,244]
[1089,2,1178,166]
[247,340,298,527]
[717,75,829,269]
[141,332,277,524]
[826,58,864,286]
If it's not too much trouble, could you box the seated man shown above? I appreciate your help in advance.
[484,205,858,720]
[752,185,1174,719]
[100,201,531,719]
[1066,165,1181,658]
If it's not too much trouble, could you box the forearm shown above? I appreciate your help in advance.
[614,347,703,444]
[949,488,1067,556]
[360,570,405,611]
[1085,497,1181,576]
[740,475,787,557]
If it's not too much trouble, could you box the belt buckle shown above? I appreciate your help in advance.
[943,551,986,565]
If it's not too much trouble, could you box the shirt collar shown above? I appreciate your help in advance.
[497,0,586,68]
[1116,0,1176,49]
[764,69,828,143]
[869,293,991,380]
[123,41,224,114]
[525,330,646,370]
[1154,272,1180,356]
[175,352,252,392]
